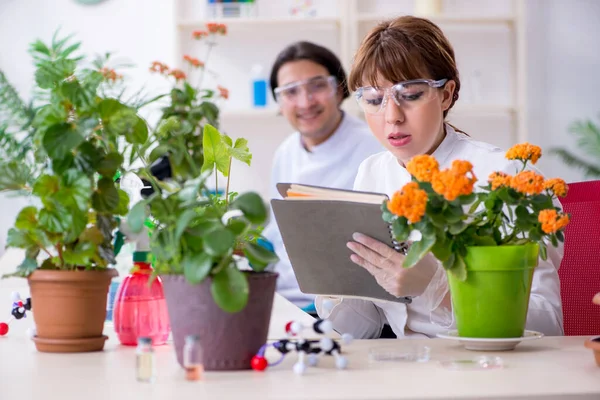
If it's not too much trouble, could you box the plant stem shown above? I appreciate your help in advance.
[212,255,231,275]
[225,156,232,205]
[196,40,216,94]
[56,243,64,267]
[214,165,218,196]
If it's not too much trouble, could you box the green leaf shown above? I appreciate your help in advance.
[127,116,149,145]
[183,252,213,284]
[431,234,452,262]
[149,144,170,163]
[472,235,498,246]
[210,266,249,313]
[391,218,410,241]
[32,104,67,128]
[79,226,105,245]
[230,192,267,224]
[74,141,103,172]
[230,138,252,166]
[62,241,96,266]
[203,227,236,257]
[33,175,60,198]
[6,228,36,249]
[42,123,85,160]
[448,255,467,281]
[65,209,88,243]
[56,169,92,211]
[202,124,230,176]
[98,98,127,119]
[52,153,74,174]
[381,202,396,223]
[0,162,32,191]
[403,234,436,268]
[449,222,468,235]
[127,200,148,233]
[97,152,124,178]
[15,206,38,230]
[539,242,548,260]
[459,192,476,205]
[175,209,197,240]
[34,59,76,89]
[227,218,248,236]
[244,242,279,272]
[16,257,39,276]
[92,177,120,212]
[39,207,71,233]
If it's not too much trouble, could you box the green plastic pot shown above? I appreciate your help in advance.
[447,244,539,338]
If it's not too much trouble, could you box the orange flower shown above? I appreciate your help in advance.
[192,30,209,40]
[99,67,122,82]
[169,69,187,82]
[506,143,542,164]
[538,209,570,234]
[510,171,544,195]
[406,155,439,182]
[183,55,205,68]
[488,171,512,190]
[544,178,568,198]
[217,85,229,99]
[149,61,169,74]
[387,182,428,223]
[206,23,227,35]
[431,160,476,201]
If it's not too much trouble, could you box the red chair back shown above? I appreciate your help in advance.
[558,180,600,336]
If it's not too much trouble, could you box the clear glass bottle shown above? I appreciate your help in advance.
[183,335,204,381]
[136,337,156,382]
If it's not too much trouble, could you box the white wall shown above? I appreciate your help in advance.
[526,0,600,183]
[1,0,599,255]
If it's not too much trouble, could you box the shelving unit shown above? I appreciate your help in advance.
[173,0,527,198]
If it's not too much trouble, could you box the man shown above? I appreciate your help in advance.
[262,41,384,311]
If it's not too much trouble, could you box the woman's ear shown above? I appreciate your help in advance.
[441,80,456,111]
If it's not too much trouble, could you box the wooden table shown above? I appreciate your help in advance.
[1,250,600,399]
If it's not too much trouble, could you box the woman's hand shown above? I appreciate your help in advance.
[593,293,600,306]
[346,232,438,298]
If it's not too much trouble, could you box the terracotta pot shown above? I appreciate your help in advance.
[161,271,277,371]
[584,336,600,367]
[28,269,118,353]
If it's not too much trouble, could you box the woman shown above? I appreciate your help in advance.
[315,16,564,339]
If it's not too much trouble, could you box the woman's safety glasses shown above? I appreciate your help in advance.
[274,75,337,106]
[354,79,448,115]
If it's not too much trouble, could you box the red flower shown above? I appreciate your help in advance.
[169,69,187,82]
[183,55,204,68]
[206,23,227,35]
[149,61,169,74]
[217,85,229,99]
[192,30,209,40]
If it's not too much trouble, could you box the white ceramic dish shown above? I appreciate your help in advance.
[436,330,544,351]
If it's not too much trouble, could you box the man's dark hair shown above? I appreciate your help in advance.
[269,41,350,101]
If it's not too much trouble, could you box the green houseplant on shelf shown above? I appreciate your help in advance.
[125,23,280,371]
[382,143,570,339]
[0,32,149,353]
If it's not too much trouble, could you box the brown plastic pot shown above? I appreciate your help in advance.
[28,268,117,353]
[584,337,600,367]
[162,271,277,371]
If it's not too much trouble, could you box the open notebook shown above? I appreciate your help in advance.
[270,183,412,304]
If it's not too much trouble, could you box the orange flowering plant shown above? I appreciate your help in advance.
[144,23,230,181]
[382,143,570,280]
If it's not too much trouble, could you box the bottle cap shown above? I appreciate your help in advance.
[185,334,200,344]
[138,337,152,345]
[133,251,150,263]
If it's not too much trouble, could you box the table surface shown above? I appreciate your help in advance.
[1,250,600,400]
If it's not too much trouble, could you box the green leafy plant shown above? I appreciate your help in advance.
[382,143,570,280]
[0,32,149,277]
[127,122,278,313]
[550,116,600,178]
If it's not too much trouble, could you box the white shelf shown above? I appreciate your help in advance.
[357,13,515,25]
[219,104,515,120]
[220,108,280,118]
[178,16,340,29]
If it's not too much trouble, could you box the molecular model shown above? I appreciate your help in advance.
[0,292,35,337]
[251,318,354,375]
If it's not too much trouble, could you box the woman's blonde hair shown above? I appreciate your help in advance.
[348,16,460,118]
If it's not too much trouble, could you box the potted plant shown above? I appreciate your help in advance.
[0,32,149,352]
[550,115,600,178]
[126,24,279,371]
[382,143,570,338]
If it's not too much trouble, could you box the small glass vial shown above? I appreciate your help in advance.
[136,337,156,382]
[183,335,204,381]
